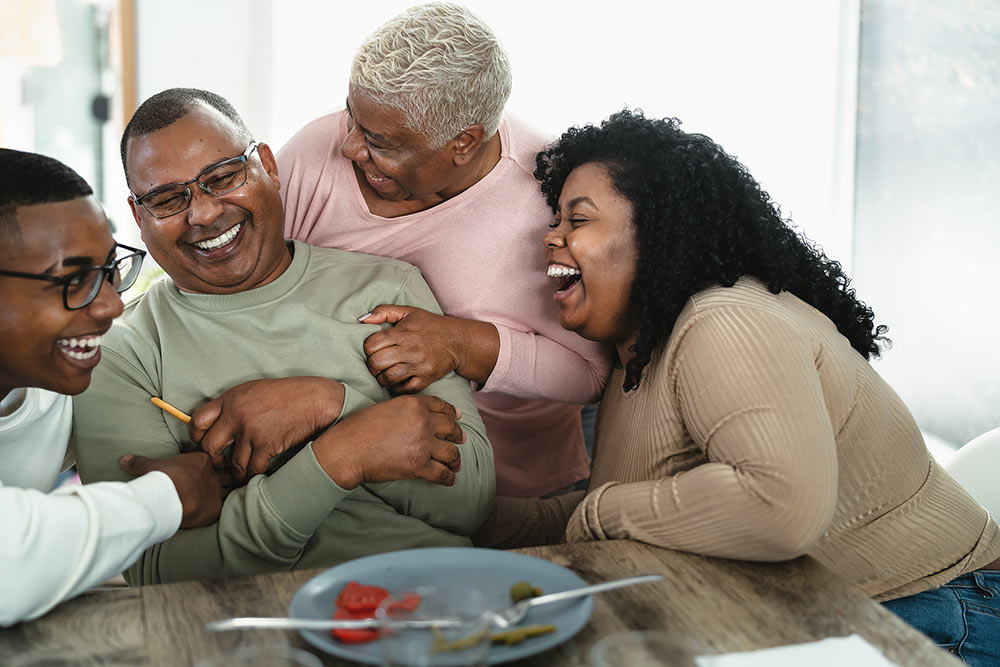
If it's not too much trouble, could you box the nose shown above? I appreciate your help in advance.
[341,126,370,164]
[86,277,125,322]
[185,187,226,227]
[543,225,565,249]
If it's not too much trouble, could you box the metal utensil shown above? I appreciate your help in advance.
[204,573,664,633]
[488,573,663,628]
[205,616,464,633]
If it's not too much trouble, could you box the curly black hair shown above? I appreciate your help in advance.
[535,110,888,392]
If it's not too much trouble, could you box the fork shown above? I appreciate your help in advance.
[488,573,663,628]
[204,573,664,633]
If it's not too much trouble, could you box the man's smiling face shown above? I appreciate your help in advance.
[0,196,124,396]
[125,103,289,295]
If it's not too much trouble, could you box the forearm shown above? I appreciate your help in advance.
[125,444,350,585]
[483,324,611,401]
[452,318,500,386]
[0,473,180,625]
[567,460,834,561]
[472,492,584,549]
[361,372,496,535]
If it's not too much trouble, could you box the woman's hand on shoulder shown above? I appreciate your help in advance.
[361,305,499,391]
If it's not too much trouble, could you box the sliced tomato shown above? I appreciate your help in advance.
[386,592,421,613]
[336,581,390,613]
[331,606,380,644]
[331,582,423,645]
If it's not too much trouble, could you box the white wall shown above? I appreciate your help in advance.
[133,0,858,266]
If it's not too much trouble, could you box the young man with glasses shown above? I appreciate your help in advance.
[71,88,495,585]
[0,148,226,626]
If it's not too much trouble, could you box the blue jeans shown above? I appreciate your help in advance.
[883,570,1000,666]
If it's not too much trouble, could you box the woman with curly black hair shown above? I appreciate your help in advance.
[474,110,1000,665]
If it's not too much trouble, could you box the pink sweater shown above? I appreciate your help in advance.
[277,111,611,497]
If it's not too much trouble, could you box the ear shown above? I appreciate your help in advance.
[256,142,281,191]
[127,195,143,230]
[452,125,486,167]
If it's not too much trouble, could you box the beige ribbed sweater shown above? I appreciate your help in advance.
[479,278,1000,600]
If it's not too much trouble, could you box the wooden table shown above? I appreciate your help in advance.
[0,540,959,666]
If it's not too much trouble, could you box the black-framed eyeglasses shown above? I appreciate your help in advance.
[130,141,260,219]
[0,243,147,310]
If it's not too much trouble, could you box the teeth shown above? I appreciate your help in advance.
[194,224,241,250]
[547,265,581,278]
[367,172,390,182]
[57,335,103,360]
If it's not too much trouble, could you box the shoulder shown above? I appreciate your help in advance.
[498,113,552,180]
[102,279,178,358]
[297,241,438,313]
[300,242,423,287]
[680,277,810,327]
[668,278,818,358]
[278,110,347,159]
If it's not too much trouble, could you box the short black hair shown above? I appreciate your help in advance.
[120,87,254,185]
[536,110,889,391]
[0,148,93,244]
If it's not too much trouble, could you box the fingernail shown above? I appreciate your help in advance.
[119,455,133,466]
[358,312,372,322]
[455,408,462,420]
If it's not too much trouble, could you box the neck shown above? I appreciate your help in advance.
[615,331,639,369]
[439,131,502,200]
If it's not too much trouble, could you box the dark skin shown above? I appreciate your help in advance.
[187,378,464,488]
[125,103,468,491]
[361,306,500,392]
[0,198,227,529]
[190,376,346,481]
[119,452,227,528]
[342,90,503,392]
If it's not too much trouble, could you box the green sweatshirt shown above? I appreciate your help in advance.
[73,241,495,585]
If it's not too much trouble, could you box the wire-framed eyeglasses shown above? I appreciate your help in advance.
[0,243,147,310]
[131,141,260,218]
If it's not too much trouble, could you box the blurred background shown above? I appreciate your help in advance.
[1,0,997,454]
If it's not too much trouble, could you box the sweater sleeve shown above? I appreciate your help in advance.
[0,471,180,625]
[362,268,496,535]
[482,324,611,404]
[73,345,351,585]
[566,306,840,561]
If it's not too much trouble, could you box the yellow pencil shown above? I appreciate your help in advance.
[151,397,191,424]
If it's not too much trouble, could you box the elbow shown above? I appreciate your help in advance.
[749,496,835,561]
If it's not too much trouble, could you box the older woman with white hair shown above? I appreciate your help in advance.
[278,3,610,499]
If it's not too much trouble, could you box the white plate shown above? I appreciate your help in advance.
[289,547,593,664]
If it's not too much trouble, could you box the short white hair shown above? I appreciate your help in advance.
[351,2,512,148]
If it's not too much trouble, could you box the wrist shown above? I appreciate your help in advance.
[453,318,500,385]
[312,426,360,489]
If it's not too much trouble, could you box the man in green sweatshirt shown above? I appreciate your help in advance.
[72,88,495,585]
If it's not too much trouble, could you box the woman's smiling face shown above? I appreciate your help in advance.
[542,162,638,347]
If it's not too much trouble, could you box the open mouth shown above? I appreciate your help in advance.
[364,170,395,190]
[56,335,103,361]
[194,223,241,251]
[547,264,582,292]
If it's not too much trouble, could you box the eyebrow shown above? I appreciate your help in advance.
[345,99,394,147]
[139,152,241,197]
[564,196,597,211]
[57,244,117,270]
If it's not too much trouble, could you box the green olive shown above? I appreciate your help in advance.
[509,580,536,602]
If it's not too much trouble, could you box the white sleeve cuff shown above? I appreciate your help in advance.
[125,471,183,542]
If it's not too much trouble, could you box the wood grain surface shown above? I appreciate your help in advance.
[0,540,961,666]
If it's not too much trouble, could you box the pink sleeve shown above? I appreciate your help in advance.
[482,323,612,403]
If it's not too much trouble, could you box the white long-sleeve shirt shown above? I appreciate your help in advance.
[0,388,181,626]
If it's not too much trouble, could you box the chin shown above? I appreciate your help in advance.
[49,372,95,396]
